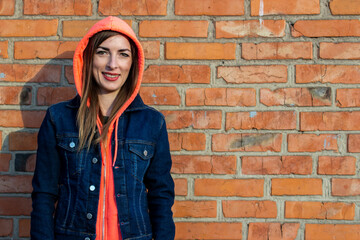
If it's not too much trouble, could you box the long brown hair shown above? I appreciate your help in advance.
[77,30,138,150]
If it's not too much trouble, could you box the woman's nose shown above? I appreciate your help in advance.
[107,55,118,69]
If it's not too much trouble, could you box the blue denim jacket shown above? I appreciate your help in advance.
[31,95,175,240]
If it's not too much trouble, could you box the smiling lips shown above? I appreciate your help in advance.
[103,72,120,81]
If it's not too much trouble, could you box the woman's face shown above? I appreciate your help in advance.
[92,34,133,97]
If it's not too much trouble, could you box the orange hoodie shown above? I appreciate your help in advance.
[73,16,145,240]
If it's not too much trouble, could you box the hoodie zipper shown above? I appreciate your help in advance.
[102,143,107,240]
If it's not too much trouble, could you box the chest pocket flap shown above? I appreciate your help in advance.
[57,136,79,152]
[128,143,154,160]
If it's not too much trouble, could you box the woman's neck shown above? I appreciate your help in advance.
[98,92,117,116]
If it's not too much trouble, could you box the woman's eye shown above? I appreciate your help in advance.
[120,52,130,57]
[96,50,107,55]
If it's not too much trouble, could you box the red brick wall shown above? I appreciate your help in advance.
[1,0,360,239]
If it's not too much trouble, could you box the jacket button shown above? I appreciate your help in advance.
[89,185,95,191]
[86,213,93,219]
[85,238,90,240]
[92,157,98,164]
[69,142,75,148]
[143,150,148,156]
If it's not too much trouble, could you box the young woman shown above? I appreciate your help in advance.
[31,16,175,240]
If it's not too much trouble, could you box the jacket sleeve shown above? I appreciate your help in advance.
[144,119,175,240]
[31,109,60,239]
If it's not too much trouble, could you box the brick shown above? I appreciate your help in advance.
[140,87,180,105]
[336,89,360,108]
[288,134,338,152]
[15,41,77,59]
[163,110,222,129]
[173,201,217,218]
[172,155,236,174]
[195,179,264,197]
[0,111,45,128]
[248,222,300,240]
[0,41,8,58]
[242,156,312,175]
[0,0,15,15]
[166,42,236,60]
[242,42,312,60]
[285,201,355,220]
[186,88,256,107]
[272,178,322,196]
[175,0,244,15]
[212,133,282,152]
[9,132,38,151]
[0,86,32,105]
[0,218,12,236]
[175,222,242,240]
[348,134,360,153]
[296,65,360,84]
[216,20,285,38]
[332,179,360,196]
[306,224,360,240]
[65,66,74,84]
[318,156,356,175]
[301,112,360,131]
[223,200,277,218]
[0,154,11,172]
[174,178,187,196]
[0,20,58,37]
[0,175,33,193]
[141,41,160,59]
[15,153,36,172]
[98,0,167,15]
[217,65,287,84]
[143,65,210,84]
[260,87,331,107]
[320,42,360,60]
[330,0,360,15]
[0,131,2,149]
[0,197,32,215]
[24,0,92,15]
[0,64,61,83]
[292,20,360,37]
[168,132,206,151]
[140,20,208,37]
[19,218,30,237]
[37,87,76,106]
[251,0,320,15]
[226,111,296,130]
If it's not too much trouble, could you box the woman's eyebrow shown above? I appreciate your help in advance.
[97,46,131,52]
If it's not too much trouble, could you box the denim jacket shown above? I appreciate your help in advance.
[31,95,175,240]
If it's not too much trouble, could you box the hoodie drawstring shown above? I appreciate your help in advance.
[113,118,119,167]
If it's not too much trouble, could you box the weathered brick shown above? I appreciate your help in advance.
[212,133,282,152]
[139,20,208,37]
[0,197,32,215]
[285,201,355,220]
[272,178,322,196]
[175,0,244,15]
[143,65,210,84]
[336,89,360,108]
[251,0,320,15]
[0,175,33,193]
[288,134,338,152]
[242,156,312,175]
[330,0,360,15]
[223,200,277,218]
[292,20,360,37]
[24,0,92,15]
[168,132,206,151]
[217,65,287,84]
[140,87,180,105]
[0,111,45,128]
[0,218,12,236]
[9,132,38,151]
[172,155,236,174]
[306,224,360,240]
[0,0,15,15]
[98,0,167,15]
[141,41,160,59]
[0,41,8,58]
[348,134,360,153]
[318,156,356,175]
[195,179,264,197]
[226,111,296,130]
[248,222,300,240]
[163,110,222,129]
[175,222,242,240]
[216,20,285,38]
[37,87,76,106]
[19,218,30,237]
[0,154,11,172]
[65,66,74,84]
[173,201,217,218]
[0,86,32,105]
[260,87,331,106]
[296,65,360,84]
[301,112,360,131]
[332,179,360,196]
[0,64,61,83]
[14,41,77,59]
[320,42,360,60]
[242,42,312,60]
[0,131,2,149]
[166,42,236,60]
[174,178,187,196]
[0,20,58,37]
[15,153,36,172]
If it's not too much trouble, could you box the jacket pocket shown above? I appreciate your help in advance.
[127,143,154,182]
[57,134,84,177]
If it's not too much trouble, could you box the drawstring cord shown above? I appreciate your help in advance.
[113,118,119,167]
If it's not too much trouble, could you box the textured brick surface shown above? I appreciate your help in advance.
[251,0,320,15]
[175,0,244,16]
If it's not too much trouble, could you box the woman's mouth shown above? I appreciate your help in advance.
[102,72,120,81]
